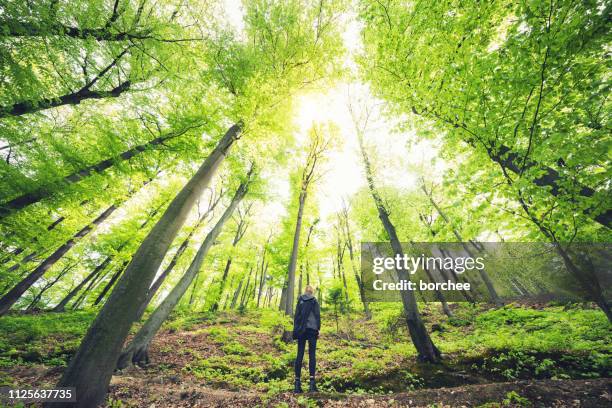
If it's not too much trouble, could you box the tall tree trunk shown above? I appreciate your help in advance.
[230,278,244,309]
[135,201,217,320]
[1,215,66,267]
[279,279,288,312]
[188,272,201,308]
[210,206,250,311]
[52,124,241,408]
[0,204,118,316]
[358,133,440,363]
[0,124,199,218]
[340,205,371,318]
[117,176,251,369]
[240,266,253,308]
[257,261,267,308]
[56,198,167,312]
[285,190,306,315]
[421,264,452,317]
[72,269,106,310]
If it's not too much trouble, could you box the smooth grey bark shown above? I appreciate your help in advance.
[0,204,118,316]
[117,174,251,368]
[134,194,221,320]
[285,190,306,316]
[51,124,241,408]
[358,133,440,363]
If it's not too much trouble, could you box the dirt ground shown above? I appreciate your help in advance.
[107,375,611,407]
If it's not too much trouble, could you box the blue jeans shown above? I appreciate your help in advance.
[295,328,317,378]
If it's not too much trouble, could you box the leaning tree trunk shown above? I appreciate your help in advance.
[117,175,251,369]
[230,278,244,309]
[52,124,241,408]
[0,204,118,316]
[0,124,198,219]
[359,134,440,363]
[210,208,249,311]
[285,190,307,316]
[134,207,214,320]
[57,198,167,312]
[1,214,66,267]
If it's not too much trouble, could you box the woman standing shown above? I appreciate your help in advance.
[292,285,321,393]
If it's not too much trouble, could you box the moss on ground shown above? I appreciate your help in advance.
[0,303,609,396]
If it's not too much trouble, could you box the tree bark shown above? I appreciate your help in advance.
[0,81,131,119]
[117,174,251,369]
[3,21,154,42]
[51,124,241,408]
[285,190,306,315]
[0,204,117,316]
[230,278,244,309]
[134,201,217,320]
[358,133,440,363]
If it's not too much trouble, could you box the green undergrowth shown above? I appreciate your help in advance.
[0,303,609,395]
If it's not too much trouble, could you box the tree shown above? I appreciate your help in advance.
[53,124,241,407]
[285,124,334,316]
[359,0,611,229]
[0,203,118,316]
[339,201,371,318]
[354,104,441,363]
[117,168,254,368]
[210,203,252,311]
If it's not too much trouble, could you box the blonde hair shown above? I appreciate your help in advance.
[304,285,314,294]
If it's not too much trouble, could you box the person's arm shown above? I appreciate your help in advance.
[314,300,321,331]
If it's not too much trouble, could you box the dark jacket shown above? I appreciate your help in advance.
[292,293,320,340]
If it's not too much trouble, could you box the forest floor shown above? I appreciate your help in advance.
[0,303,610,407]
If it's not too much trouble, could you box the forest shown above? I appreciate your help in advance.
[0,0,610,407]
